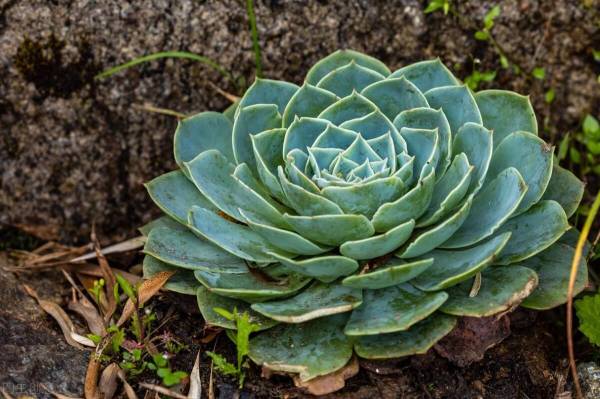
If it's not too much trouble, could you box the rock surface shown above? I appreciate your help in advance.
[1,0,599,243]
[0,254,88,398]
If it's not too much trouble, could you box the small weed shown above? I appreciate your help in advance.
[206,308,260,388]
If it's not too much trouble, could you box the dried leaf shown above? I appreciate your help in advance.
[84,355,101,399]
[98,363,120,399]
[116,368,139,399]
[292,356,359,395]
[187,352,202,399]
[116,271,174,326]
[91,229,117,322]
[63,271,106,336]
[70,236,146,263]
[15,222,60,241]
[0,387,14,399]
[22,284,88,349]
[138,383,187,399]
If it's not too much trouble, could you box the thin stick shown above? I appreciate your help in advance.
[567,191,600,399]
[246,0,262,77]
[132,104,187,119]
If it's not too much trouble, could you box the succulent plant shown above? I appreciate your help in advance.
[142,50,588,381]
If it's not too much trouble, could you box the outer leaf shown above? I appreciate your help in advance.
[520,243,589,310]
[413,232,512,291]
[251,282,362,323]
[486,131,553,215]
[361,77,429,121]
[424,85,482,134]
[354,313,457,359]
[282,84,338,127]
[541,163,585,218]
[441,167,526,248]
[306,49,391,85]
[174,112,234,168]
[194,269,311,303]
[390,59,460,92]
[143,255,197,295]
[196,286,278,330]
[492,200,569,265]
[188,206,290,263]
[145,170,216,224]
[440,266,538,317]
[342,258,433,289]
[474,89,537,148]
[144,226,246,272]
[248,314,354,382]
[238,78,299,112]
[344,284,448,335]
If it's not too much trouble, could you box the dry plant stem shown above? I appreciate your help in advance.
[138,383,188,399]
[567,191,600,399]
[91,226,117,321]
[132,103,187,120]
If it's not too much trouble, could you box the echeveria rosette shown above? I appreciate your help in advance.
[142,50,588,380]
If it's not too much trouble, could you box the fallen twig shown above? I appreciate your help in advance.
[566,191,600,399]
[70,236,146,263]
[138,383,187,399]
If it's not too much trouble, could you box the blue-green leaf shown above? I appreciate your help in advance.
[344,284,448,335]
[474,89,538,148]
[390,59,460,92]
[339,219,415,260]
[424,85,482,134]
[251,282,362,323]
[413,232,512,291]
[318,92,378,125]
[451,122,492,195]
[238,77,299,112]
[316,60,385,97]
[541,163,585,218]
[267,252,359,283]
[282,84,338,127]
[174,112,234,167]
[342,257,432,289]
[143,255,197,295]
[306,49,391,85]
[361,77,429,121]
[283,213,375,246]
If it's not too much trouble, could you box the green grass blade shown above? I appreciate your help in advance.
[95,51,235,86]
[246,0,262,77]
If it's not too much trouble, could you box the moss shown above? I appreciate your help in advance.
[14,35,100,98]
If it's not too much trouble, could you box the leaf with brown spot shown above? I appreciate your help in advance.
[116,271,175,326]
[292,356,359,395]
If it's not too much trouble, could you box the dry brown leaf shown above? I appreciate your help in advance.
[22,284,92,349]
[293,356,359,396]
[116,271,174,327]
[91,228,117,322]
[116,368,139,399]
[72,265,141,285]
[187,352,201,399]
[63,271,106,336]
[99,363,120,399]
[15,222,60,241]
[84,355,101,399]
[70,236,146,263]
[0,387,14,399]
[138,383,187,399]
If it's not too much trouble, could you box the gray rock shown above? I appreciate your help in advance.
[0,0,598,243]
[579,362,600,399]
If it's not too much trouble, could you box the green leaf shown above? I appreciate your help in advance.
[583,114,600,137]
[575,291,600,346]
[592,49,600,62]
[532,67,545,80]
[206,352,238,375]
[500,55,509,69]
[474,30,490,41]
[152,354,168,368]
[545,88,555,104]
[424,0,445,14]
[483,5,501,30]
[115,274,136,302]
[305,49,391,86]
[570,147,582,164]
[163,371,188,387]
[317,61,385,98]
